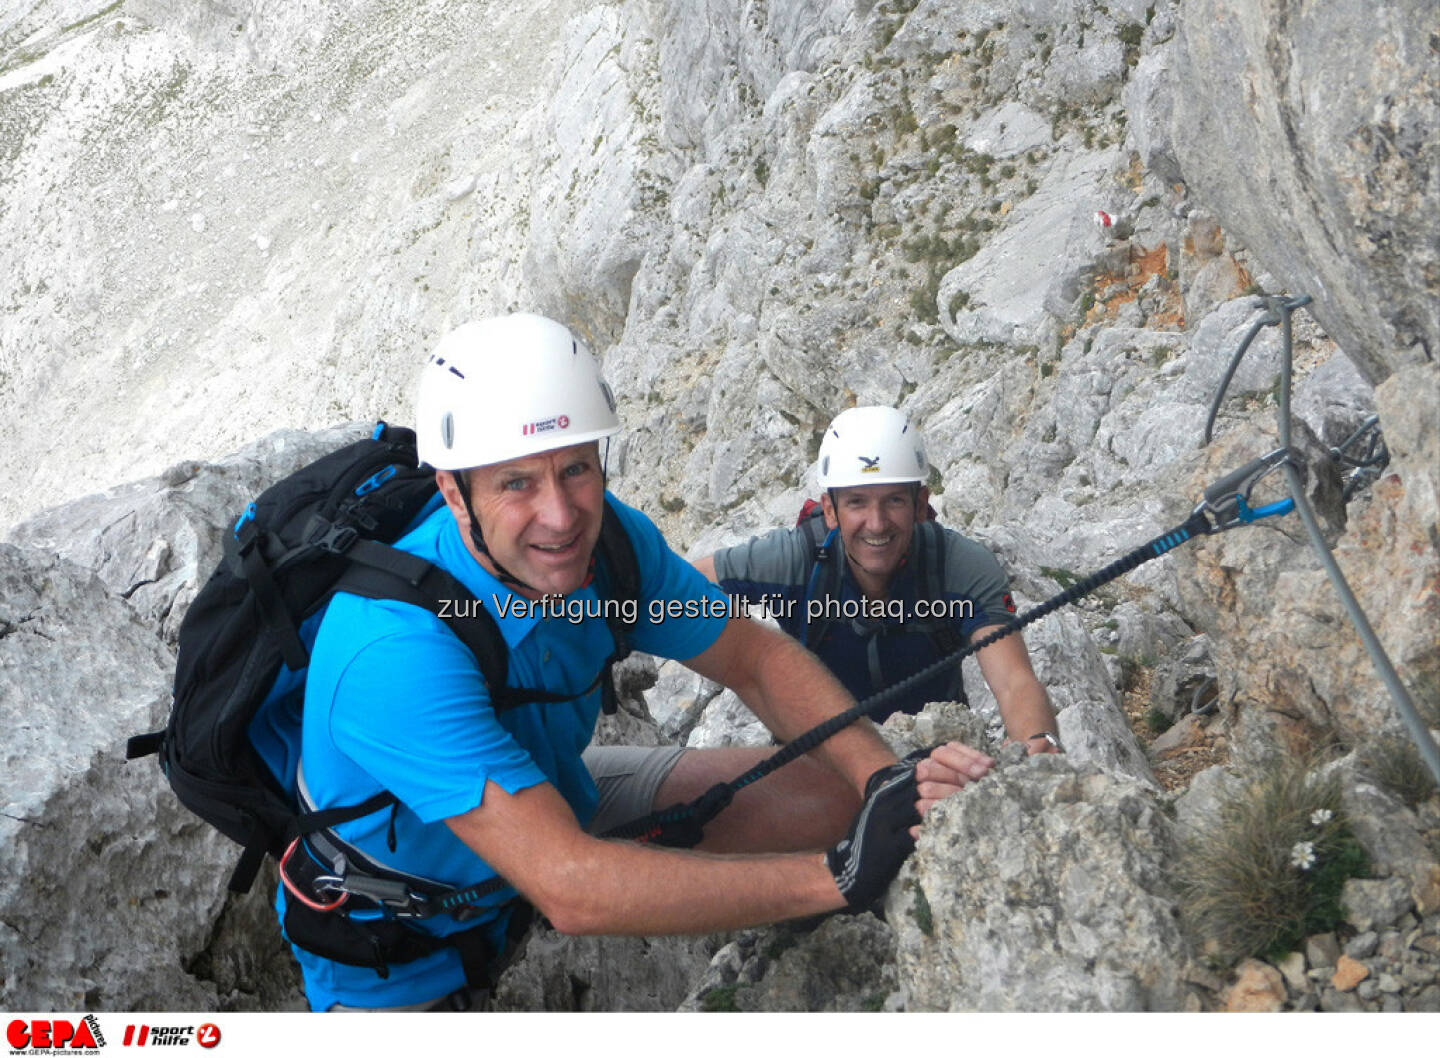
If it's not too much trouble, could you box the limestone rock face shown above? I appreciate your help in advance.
[5,425,364,644]
[1170,0,1438,381]
[677,915,897,1013]
[494,927,719,1012]
[1173,409,1438,767]
[885,752,1192,1011]
[0,543,299,1010]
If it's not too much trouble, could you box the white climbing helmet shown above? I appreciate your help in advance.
[816,406,928,489]
[415,313,620,470]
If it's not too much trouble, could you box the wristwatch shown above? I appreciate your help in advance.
[1027,731,1064,752]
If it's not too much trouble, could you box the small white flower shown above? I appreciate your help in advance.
[1310,808,1333,826]
[1290,841,1316,870]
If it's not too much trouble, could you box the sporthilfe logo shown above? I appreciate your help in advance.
[120,1025,219,1049]
[520,413,571,436]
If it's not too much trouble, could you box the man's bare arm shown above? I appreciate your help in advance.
[972,627,1059,753]
[447,780,844,936]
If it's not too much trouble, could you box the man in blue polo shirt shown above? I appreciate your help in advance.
[287,316,996,1011]
[696,406,1058,752]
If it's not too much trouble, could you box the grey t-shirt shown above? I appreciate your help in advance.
[712,520,1015,715]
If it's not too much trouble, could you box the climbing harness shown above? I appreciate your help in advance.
[1202,294,1440,786]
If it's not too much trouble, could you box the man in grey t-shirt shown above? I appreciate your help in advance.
[696,407,1058,752]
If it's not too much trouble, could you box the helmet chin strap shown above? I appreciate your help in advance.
[451,470,541,595]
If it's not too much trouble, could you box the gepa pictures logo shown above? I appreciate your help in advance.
[6,1017,104,1052]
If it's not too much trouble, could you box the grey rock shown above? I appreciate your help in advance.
[684,689,773,749]
[1122,41,1181,186]
[678,915,895,1012]
[877,700,994,759]
[493,925,720,1012]
[961,102,1052,160]
[1293,351,1378,451]
[0,544,298,1010]
[1319,987,1365,1013]
[887,756,1190,1010]
[1305,932,1342,969]
[1345,931,1379,960]
[1343,877,1416,933]
[1403,960,1438,988]
[1147,634,1217,726]
[1112,600,1194,668]
[1172,764,1243,834]
[1171,0,1438,382]
[1274,950,1307,993]
[1412,985,1440,1013]
[1337,765,1440,910]
[938,144,1122,350]
[1293,990,1320,1012]
[1147,711,1204,757]
[645,658,724,742]
[5,425,366,644]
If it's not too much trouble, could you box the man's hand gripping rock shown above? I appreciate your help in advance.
[825,749,927,911]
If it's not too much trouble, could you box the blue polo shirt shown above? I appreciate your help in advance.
[279,492,728,1010]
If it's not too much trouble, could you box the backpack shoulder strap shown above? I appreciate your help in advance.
[797,509,843,652]
[594,498,640,620]
[337,539,513,700]
[335,541,575,712]
[796,503,829,556]
[591,498,641,714]
[908,520,967,702]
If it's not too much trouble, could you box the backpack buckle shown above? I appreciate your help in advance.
[308,520,359,555]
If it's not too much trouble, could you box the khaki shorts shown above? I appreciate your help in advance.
[581,743,689,836]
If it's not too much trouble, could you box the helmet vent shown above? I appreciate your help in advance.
[441,412,455,449]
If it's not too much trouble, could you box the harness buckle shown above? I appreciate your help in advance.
[1195,447,1303,533]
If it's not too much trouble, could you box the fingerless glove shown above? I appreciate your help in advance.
[825,751,925,911]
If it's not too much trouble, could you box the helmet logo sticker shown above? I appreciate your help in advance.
[521,414,571,437]
[858,455,881,474]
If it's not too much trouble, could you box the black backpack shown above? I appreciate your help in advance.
[127,422,639,981]
[793,502,967,705]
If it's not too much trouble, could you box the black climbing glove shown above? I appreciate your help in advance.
[825,749,926,911]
